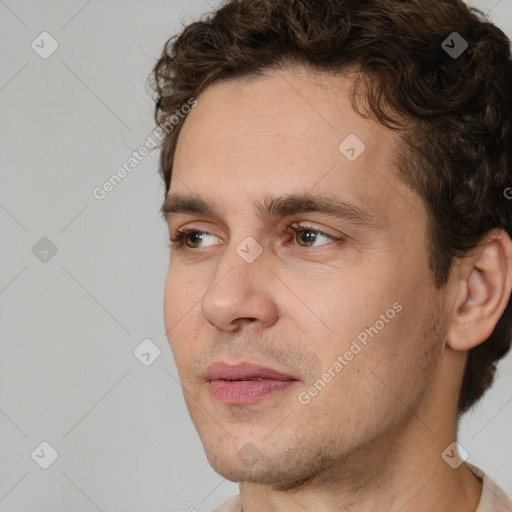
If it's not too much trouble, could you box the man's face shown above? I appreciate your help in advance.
[163,67,449,484]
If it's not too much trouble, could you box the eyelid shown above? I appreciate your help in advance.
[170,226,222,244]
[169,222,340,240]
[169,220,222,238]
[287,221,343,239]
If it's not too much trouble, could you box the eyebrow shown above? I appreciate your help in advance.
[161,192,382,228]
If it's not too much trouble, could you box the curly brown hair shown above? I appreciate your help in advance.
[149,0,512,415]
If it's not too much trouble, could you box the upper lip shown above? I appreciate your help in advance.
[205,361,299,382]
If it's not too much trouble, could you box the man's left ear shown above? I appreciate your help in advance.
[447,229,512,351]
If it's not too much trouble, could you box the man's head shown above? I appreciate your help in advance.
[151,0,512,486]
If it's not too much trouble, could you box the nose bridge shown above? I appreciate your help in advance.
[213,232,266,286]
[200,235,278,330]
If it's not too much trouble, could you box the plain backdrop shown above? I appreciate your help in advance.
[1,1,511,510]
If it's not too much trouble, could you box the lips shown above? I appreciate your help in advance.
[205,361,298,382]
[205,361,300,405]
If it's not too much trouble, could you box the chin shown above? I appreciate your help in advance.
[203,441,330,486]
[208,460,299,485]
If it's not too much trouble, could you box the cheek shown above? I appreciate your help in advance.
[163,264,205,360]
[288,262,421,399]
[298,301,435,443]
[285,270,394,345]
[163,260,204,325]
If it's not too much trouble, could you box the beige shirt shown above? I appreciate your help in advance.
[212,464,512,511]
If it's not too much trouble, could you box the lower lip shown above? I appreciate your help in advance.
[208,379,298,404]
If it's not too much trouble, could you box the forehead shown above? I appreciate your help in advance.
[170,66,417,224]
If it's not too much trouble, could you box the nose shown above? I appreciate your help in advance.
[200,241,279,333]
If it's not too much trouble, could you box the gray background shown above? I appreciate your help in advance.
[0,1,511,511]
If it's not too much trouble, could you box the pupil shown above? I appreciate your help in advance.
[300,230,315,246]
[188,233,202,246]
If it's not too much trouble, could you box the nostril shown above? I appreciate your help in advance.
[237,317,258,325]
[228,318,259,332]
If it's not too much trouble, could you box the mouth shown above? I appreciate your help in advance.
[205,361,300,405]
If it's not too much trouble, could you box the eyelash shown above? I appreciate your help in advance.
[168,223,343,251]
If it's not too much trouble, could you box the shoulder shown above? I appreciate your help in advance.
[467,463,512,512]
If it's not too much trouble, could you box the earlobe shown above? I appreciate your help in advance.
[446,230,512,352]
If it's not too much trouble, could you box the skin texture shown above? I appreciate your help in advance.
[163,66,512,511]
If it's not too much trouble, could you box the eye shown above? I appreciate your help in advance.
[169,228,221,249]
[168,223,342,252]
[287,224,338,248]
